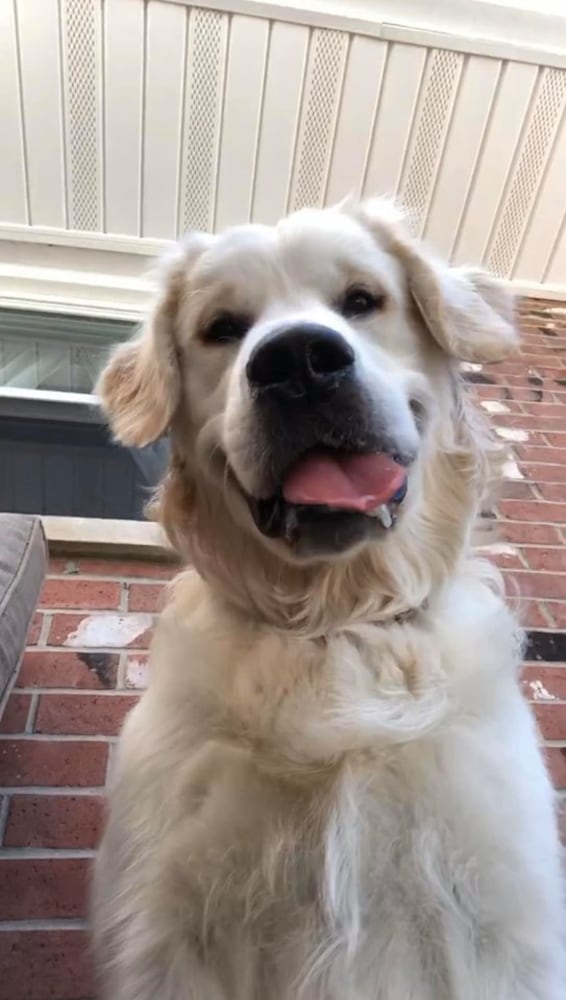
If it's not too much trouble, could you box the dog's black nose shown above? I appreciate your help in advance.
[246,324,355,398]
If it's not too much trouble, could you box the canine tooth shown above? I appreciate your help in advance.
[377,504,392,528]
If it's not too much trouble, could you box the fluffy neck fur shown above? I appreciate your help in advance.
[153,391,499,637]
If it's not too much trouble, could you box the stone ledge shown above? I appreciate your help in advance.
[42,517,174,562]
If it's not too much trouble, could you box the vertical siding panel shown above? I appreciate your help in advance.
[16,0,66,226]
[544,212,566,286]
[179,7,228,233]
[487,68,566,278]
[60,0,103,231]
[104,0,144,236]
[400,49,463,236]
[288,28,347,212]
[326,35,387,204]
[424,56,500,256]
[142,0,187,239]
[215,15,270,230]
[512,94,566,281]
[453,60,538,266]
[12,450,43,515]
[363,43,427,198]
[0,0,28,223]
[252,21,309,224]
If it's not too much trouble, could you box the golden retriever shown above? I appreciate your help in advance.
[93,199,564,999]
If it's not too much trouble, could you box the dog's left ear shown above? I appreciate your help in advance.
[355,198,519,364]
[96,234,210,447]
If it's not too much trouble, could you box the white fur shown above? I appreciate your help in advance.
[94,200,564,999]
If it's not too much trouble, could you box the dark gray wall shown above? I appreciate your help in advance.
[0,417,168,519]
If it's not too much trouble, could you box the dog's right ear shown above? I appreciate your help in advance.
[96,235,209,448]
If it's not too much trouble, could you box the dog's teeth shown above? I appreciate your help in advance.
[368,504,392,528]
[378,505,393,528]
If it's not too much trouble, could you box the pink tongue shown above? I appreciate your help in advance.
[283,452,406,512]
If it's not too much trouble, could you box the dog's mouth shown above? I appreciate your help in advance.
[241,447,410,553]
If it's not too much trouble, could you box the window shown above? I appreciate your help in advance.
[0,309,167,519]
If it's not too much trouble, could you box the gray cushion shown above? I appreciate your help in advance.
[0,515,47,700]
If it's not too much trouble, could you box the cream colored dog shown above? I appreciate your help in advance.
[93,199,564,999]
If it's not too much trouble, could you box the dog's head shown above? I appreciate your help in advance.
[98,200,517,626]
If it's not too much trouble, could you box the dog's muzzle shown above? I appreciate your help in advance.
[237,323,416,558]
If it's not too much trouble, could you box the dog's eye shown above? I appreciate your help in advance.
[203,313,250,344]
[340,288,385,319]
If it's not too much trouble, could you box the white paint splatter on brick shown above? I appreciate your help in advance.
[64,613,153,648]
[461,362,483,372]
[478,542,520,558]
[481,400,511,414]
[495,427,529,443]
[503,458,524,480]
[528,680,556,703]
[126,656,149,690]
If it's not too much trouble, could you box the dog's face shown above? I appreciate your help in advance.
[99,200,518,567]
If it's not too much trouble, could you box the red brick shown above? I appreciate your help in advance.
[78,557,178,579]
[506,572,566,601]
[538,482,566,502]
[517,356,566,370]
[499,500,566,524]
[4,794,104,849]
[48,612,153,648]
[521,462,566,483]
[0,930,94,1000]
[497,362,559,377]
[544,747,566,789]
[0,739,107,787]
[521,402,566,417]
[485,548,524,570]
[128,582,166,612]
[18,650,119,690]
[499,522,562,545]
[500,481,535,500]
[523,366,565,379]
[0,694,31,734]
[514,442,566,465]
[48,557,73,574]
[0,858,89,919]
[522,666,566,702]
[48,613,97,646]
[547,602,566,629]
[466,385,509,401]
[514,600,552,629]
[40,578,121,610]
[545,433,566,448]
[34,694,138,737]
[522,547,566,572]
[506,387,553,403]
[533,703,566,741]
[520,336,564,350]
[26,612,43,646]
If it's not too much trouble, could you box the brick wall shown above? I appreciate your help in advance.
[0,559,174,1000]
[0,299,564,999]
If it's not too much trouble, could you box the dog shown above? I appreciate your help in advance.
[93,199,564,999]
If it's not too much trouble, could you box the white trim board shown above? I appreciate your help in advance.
[0,387,102,424]
[161,0,566,69]
[0,255,563,323]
